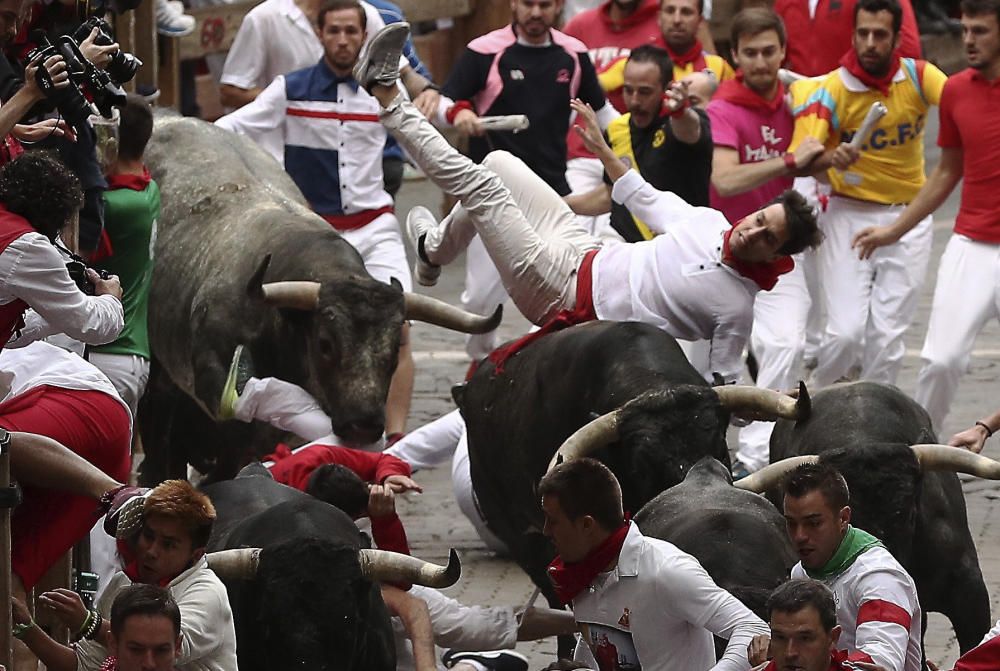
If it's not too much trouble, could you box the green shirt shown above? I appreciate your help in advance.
[91,177,159,359]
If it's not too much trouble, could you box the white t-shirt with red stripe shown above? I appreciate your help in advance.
[791,545,922,671]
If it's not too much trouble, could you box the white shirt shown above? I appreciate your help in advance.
[0,233,122,349]
[791,545,922,671]
[572,523,769,671]
[76,556,238,671]
[0,340,126,412]
[594,170,758,383]
[219,0,386,160]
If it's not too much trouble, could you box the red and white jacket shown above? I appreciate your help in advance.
[791,545,922,671]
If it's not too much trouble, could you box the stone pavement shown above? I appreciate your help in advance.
[389,119,1000,669]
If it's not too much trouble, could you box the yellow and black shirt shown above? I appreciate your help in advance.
[604,109,713,242]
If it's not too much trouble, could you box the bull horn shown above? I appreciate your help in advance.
[358,548,461,588]
[733,455,820,493]
[910,444,1000,479]
[259,281,321,311]
[546,409,621,473]
[205,548,262,580]
[713,385,804,420]
[404,292,503,334]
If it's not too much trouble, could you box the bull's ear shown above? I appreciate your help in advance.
[389,277,403,292]
[795,380,812,423]
[247,254,272,300]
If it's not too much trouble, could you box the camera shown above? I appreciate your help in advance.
[26,28,130,129]
[66,258,110,295]
[73,18,142,85]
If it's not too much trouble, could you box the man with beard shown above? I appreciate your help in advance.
[436,0,614,361]
[788,0,947,388]
[782,463,921,671]
[216,0,416,441]
[706,9,824,476]
[750,579,887,671]
[598,0,734,107]
[562,0,663,240]
[851,0,1000,434]
[565,45,713,242]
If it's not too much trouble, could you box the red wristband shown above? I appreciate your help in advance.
[783,153,797,171]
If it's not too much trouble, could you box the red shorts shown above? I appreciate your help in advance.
[1,386,131,589]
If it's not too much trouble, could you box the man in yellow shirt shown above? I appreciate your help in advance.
[598,0,735,100]
[788,0,947,387]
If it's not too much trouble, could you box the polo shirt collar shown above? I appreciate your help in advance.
[614,521,644,577]
[314,57,360,93]
[970,68,1000,84]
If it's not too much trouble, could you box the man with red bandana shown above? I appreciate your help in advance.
[705,8,825,476]
[788,0,946,389]
[538,458,768,671]
[368,18,820,386]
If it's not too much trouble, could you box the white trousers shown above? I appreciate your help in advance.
[915,234,1000,431]
[87,352,150,420]
[386,409,508,554]
[339,211,413,292]
[381,98,600,325]
[812,197,932,386]
[462,236,508,359]
[736,258,810,471]
[392,584,517,671]
[793,177,830,365]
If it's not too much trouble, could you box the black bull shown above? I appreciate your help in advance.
[460,320,805,615]
[201,465,460,671]
[139,115,499,482]
[741,381,1000,653]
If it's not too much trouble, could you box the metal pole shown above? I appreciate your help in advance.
[0,441,12,670]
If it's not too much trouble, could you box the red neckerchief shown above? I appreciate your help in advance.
[839,49,900,96]
[763,649,862,671]
[665,39,706,70]
[118,539,174,588]
[715,72,786,112]
[722,225,794,291]
[263,443,295,463]
[547,520,631,605]
[107,167,152,192]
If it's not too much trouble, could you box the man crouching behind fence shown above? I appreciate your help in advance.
[12,480,238,671]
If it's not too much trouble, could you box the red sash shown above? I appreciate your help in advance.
[487,250,599,374]
[321,205,394,232]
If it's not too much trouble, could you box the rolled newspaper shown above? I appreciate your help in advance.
[478,115,530,133]
[849,102,889,150]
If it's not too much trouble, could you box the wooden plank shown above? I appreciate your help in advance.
[395,0,473,23]
[0,450,10,670]
[131,0,159,94]
[177,1,260,61]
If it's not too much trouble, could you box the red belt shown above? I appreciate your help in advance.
[486,249,599,375]
[321,205,394,231]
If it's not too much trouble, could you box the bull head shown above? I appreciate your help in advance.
[206,546,462,588]
[732,444,1000,493]
[546,384,809,473]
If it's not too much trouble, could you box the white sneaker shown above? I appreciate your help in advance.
[156,0,196,37]
[406,206,442,287]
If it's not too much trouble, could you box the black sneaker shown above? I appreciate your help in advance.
[442,650,529,671]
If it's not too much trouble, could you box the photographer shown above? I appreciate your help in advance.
[0,150,122,348]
